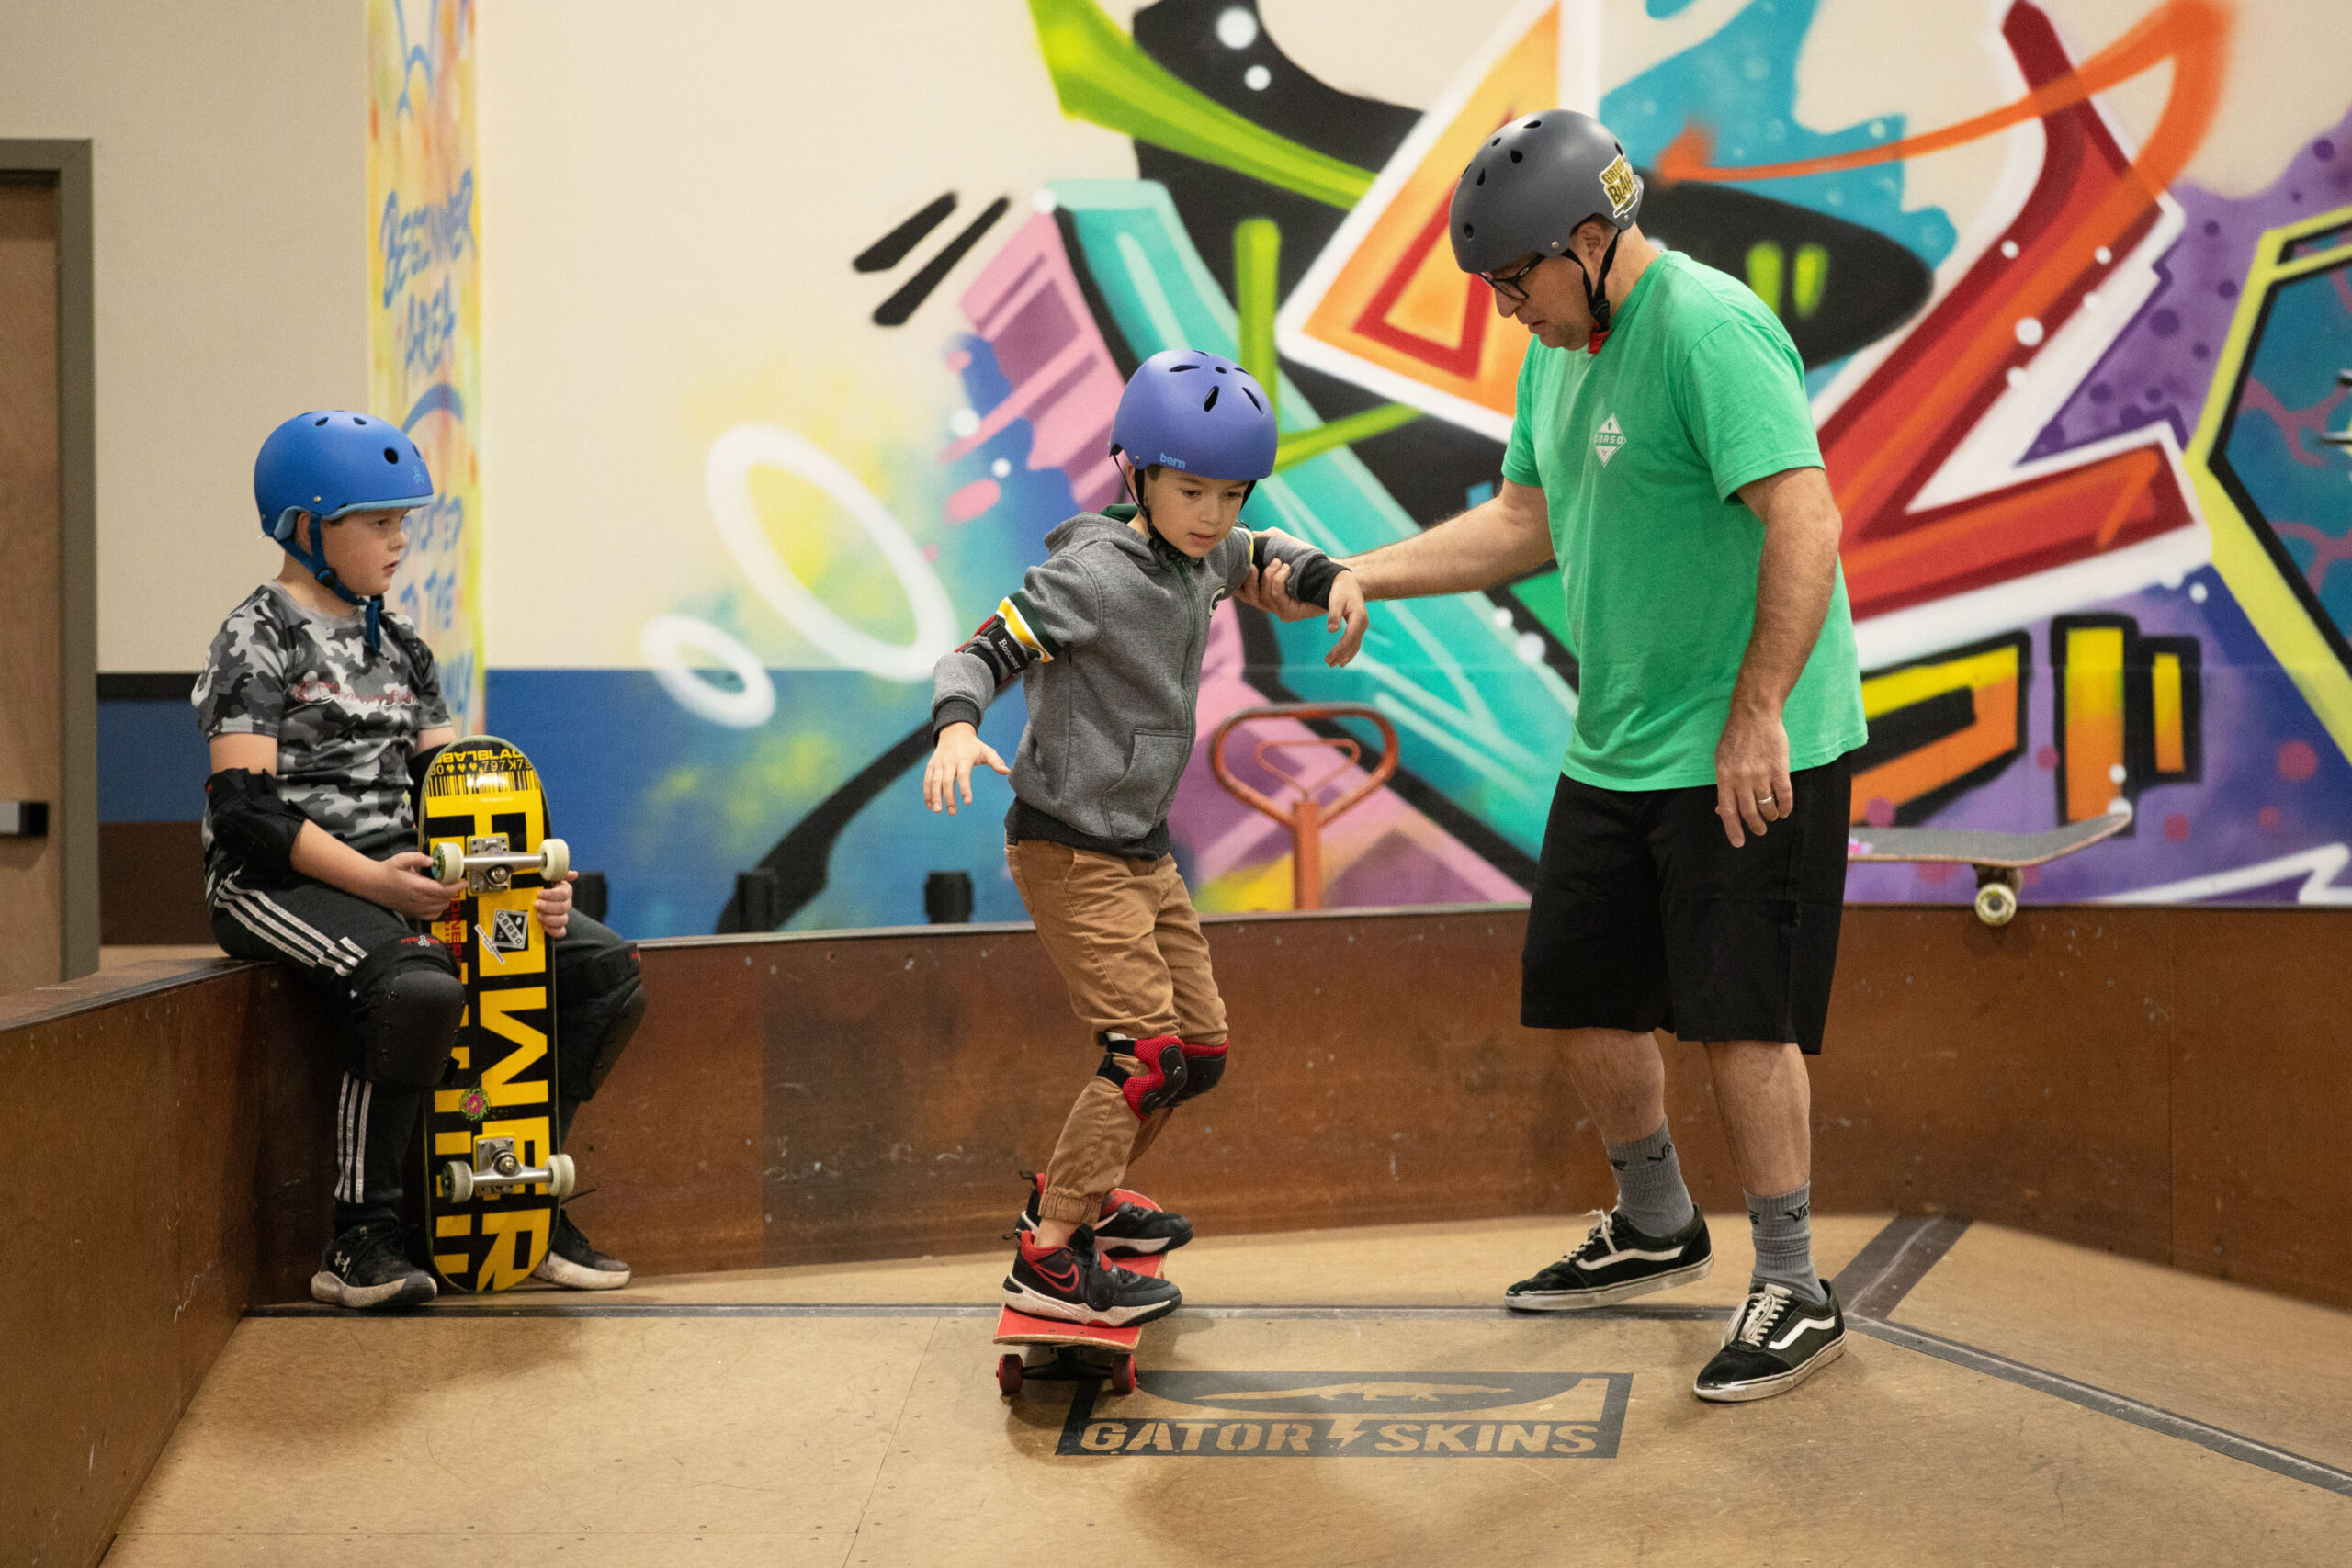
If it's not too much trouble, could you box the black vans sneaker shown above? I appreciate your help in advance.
[1014,1174,1194,1258]
[1503,1208,1713,1311]
[1694,1280,1847,1402]
[311,1220,436,1309]
[1004,1224,1182,1327]
[531,1211,632,1291]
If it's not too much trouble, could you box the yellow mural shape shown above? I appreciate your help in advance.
[368,0,485,732]
[1276,0,1566,442]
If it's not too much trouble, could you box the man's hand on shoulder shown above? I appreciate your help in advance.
[1713,702,1793,849]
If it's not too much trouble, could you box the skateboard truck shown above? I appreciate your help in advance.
[441,1135,576,1205]
[431,835,570,891]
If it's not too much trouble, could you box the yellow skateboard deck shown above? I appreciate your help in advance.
[416,736,571,1292]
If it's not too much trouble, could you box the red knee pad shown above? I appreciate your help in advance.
[1175,1036,1227,1102]
[1096,1032,1188,1120]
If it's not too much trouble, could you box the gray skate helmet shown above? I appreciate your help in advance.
[1451,111,1645,333]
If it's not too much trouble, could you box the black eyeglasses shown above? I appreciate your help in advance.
[1480,254,1547,303]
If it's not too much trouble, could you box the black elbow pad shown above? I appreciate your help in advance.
[205,768,311,874]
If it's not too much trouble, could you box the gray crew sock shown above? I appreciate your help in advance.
[1747,1183,1826,1304]
[1603,1122,1695,1237]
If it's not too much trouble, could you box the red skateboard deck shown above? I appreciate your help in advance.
[993,1193,1174,1398]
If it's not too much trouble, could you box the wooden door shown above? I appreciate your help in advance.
[0,176,61,994]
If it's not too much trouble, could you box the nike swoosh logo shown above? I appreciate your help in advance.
[1033,1260,1078,1290]
[1769,1314,1838,1351]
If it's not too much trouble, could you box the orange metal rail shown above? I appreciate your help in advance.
[1207,703,1399,909]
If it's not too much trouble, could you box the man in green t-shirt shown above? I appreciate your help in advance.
[1245,111,1866,1403]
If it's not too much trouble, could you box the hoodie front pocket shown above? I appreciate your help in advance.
[1102,729,1193,840]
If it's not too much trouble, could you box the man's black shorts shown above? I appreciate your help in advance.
[1521,753,1853,1053]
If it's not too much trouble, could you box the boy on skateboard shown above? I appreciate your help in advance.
[197,411,650,1308]
[924,350,1369,1326]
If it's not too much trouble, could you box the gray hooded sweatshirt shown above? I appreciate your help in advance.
[931,505,1338,857]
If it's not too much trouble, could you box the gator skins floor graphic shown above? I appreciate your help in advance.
[1056,1370,1634,1458]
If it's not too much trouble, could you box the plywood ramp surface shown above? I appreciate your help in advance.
[110,1219,2351,1567]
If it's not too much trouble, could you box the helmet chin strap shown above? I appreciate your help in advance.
[288,515,385,655]
[1568,229,1624,345]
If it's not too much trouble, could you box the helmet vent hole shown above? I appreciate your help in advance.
[313,416,328,426]
[1524,118,1542,129]
[1510,150,1523,163]
[1463,223,1474,236]
[1489,137,1500,147]
[1170,363,1200,372]
[1203,386,1220,412]
[383,447,401,463]
[1476,171,1486,186]
[1215,365,1227,373]
[354,417,367,425]
[1242,387,1261,412]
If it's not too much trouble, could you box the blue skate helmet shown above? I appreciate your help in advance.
[1108,349,1278,532]
[254,411,435,653]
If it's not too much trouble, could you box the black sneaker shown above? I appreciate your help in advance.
[531,1211,632,1291]
[1694,1279,1847,1402]
[311,1220,436,1309]
[1014,1174,1194,1258]
[1503,1208,1713,1311]
[1003,1224,1182,1327]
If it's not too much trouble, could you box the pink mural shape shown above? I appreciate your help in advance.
[953,212,1126,510]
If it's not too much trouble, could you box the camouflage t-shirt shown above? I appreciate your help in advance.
[195,582,451,887]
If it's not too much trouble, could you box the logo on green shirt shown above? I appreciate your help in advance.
[1594,413,1625,467]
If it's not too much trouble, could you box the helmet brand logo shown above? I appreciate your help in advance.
[1595,414,1626,467]
[1158,453,1189,469]
[1599,154,1639,221]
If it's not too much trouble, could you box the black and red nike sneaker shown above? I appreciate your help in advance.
[1014,1173,1194,1257]
[1003,1224,1182,1327]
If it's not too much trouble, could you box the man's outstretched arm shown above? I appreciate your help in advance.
[1237,479,1554,616]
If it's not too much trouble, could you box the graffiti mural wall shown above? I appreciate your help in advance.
[479,0,2352,935]
[370,0,484,732]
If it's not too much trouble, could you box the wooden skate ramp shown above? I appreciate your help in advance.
[554,905,2352,1309]
[106,1216,2352,1565]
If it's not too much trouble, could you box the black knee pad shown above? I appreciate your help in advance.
[1174,1036,1227,1103]
[345,935,463,1089]
[557,942,644,1103]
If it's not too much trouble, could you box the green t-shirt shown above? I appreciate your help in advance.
[1501,250,1868,789]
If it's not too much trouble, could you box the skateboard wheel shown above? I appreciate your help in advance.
[1974,882,2019,926]
[545,1153,576,1198]
[539,837,570,883]
[430,842,466,885]
[1108,1355,1136,1396]
[442,1159,473,1205]
[997,1353,1024,1397]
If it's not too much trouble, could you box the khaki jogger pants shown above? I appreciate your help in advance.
[1006,840,1229,1226]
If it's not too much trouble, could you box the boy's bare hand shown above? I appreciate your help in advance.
[1237,560,1371,668]
[378,851,459,919]
[1320,570,1369,667]
[923,722,1009,815]
[537,870,579,939]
